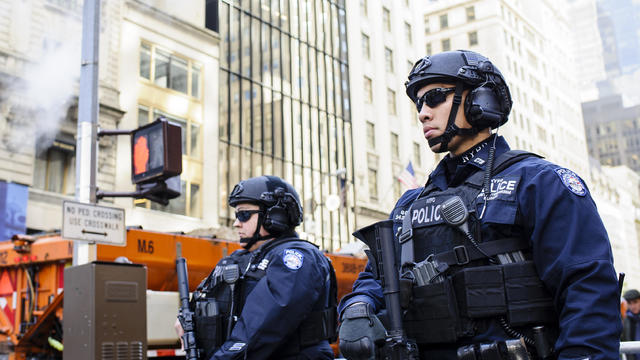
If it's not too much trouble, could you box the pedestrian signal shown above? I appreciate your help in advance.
[131,117,182,184]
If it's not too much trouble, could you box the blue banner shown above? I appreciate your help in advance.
[0,181,28,241]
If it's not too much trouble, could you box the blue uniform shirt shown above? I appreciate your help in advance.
[339,136,621,360]
[213,239,334,360]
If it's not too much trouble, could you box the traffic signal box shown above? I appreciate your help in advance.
[131,118,182,185]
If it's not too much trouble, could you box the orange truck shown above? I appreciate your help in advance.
[0,229,365,359]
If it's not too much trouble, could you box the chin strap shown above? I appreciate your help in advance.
[240,212,273,250]
[427,81,478,152]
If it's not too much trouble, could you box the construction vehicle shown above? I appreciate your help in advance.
[0,229,366,359]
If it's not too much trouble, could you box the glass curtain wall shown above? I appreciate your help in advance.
[218,0,354,251]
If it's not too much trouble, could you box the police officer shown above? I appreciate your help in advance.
[622,289,640,359]
[176,175,337,359]
[338,50,621,359]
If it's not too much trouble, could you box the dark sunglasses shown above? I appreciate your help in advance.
[235,209,262,222]
[415,87,456,111]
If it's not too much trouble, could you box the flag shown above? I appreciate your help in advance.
[398,161,419,189]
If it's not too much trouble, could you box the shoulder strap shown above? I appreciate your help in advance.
[251,236,314,263]
[467,150,543,187]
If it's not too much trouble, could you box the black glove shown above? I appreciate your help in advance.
[338,302,386,360]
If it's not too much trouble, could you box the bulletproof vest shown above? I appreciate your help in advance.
[399,151,557,345]
[191,237,338,358]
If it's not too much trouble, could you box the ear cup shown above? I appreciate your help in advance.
[464,86,505,129]
[263,204,290,234]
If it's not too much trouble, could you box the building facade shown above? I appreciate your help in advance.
[216,0,355,251]
[582,95,640,173]
[0,0,220,236]
[344,0,434,229]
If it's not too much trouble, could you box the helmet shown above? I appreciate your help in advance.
[406,50,512,133]
[624,289,640,302]
[229,175,303,235]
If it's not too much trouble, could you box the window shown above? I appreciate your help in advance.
[387,89,396,115]
[366,121,376,148]
[383,7,391,32]
[364,77,373,103]
[136,178,202,218]
[368,168,378,200]
[466,6,476,21]
[468,31,478,46]
[426,42,432,55]
[391,133,399,159]
[439,14,448,29]
[33,137,75,195]
[140,43,151,79]
[424,16,430,34]
[385,48,394,72]
[413,142,421,166]
[360,0,368,16]
[191,65,201,98]
[405,22,412,44]
[441,38,451,51]
[139,42,201,98]
[393,165,402,199]
[362,33,371,59]
[138,105,202,159]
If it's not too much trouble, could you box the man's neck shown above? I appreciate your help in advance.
[448,130,492,157]
[248,239,272,252]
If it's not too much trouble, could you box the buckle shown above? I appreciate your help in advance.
[398,227,413,244]
[453,246,470,265]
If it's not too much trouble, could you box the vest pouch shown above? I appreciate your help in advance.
[405,279,458,344]
[452,265,507,318]
[194,314,224,359]
[503,261,556,326]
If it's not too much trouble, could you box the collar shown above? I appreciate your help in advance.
[428,135,510,190]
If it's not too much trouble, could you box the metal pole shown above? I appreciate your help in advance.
[621,341,640,354]
[73,0,100,265]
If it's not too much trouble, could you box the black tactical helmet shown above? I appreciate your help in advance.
[229,175,303,235]
[624,289,640,302]
[406,50,512,129]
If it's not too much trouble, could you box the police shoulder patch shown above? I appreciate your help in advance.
[282,249,304,270]
[554,168,586,196]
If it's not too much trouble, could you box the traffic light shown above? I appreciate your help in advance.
[131,117,182,184]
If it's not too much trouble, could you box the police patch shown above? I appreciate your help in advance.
[555,168,586,196]
[282,249,304,270]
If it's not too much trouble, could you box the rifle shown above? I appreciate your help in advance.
[176,257,200,360]
[353,220,418,360]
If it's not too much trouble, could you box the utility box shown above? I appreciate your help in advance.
[64,262,147,360]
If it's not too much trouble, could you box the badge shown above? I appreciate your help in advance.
[282,249,304,270]
[555,168,586,196]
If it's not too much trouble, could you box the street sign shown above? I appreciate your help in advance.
[62,201,126,246]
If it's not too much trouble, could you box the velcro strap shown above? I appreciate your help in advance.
[433,238,528,266]
[342,302,371,320]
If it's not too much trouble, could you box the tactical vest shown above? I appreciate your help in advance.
[398,151,557,345]
[191,237,338,359]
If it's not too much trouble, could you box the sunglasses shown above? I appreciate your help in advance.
[415,87,456,111]
[235,209,262,222]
